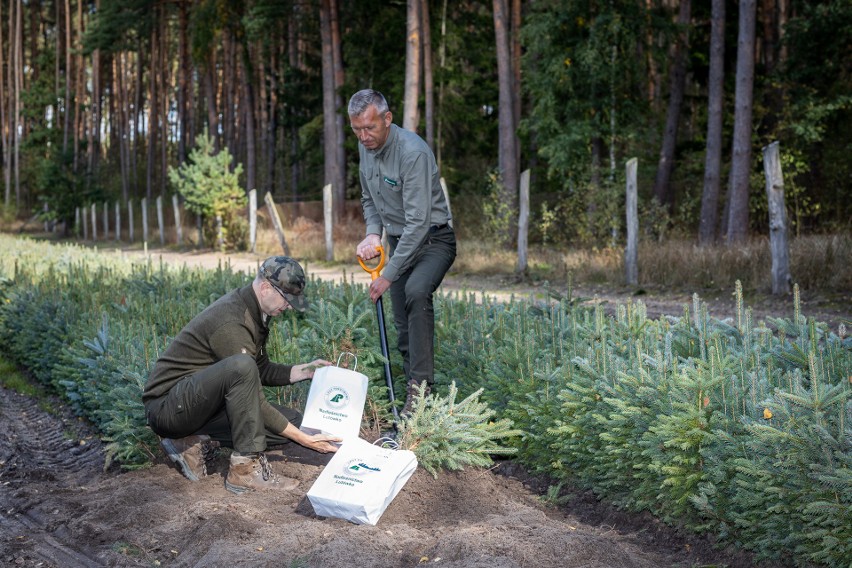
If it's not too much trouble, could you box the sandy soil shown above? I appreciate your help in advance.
[1,247,836,567]
[1,386,771,568]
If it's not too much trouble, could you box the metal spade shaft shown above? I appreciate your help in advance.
[358,246,400,427]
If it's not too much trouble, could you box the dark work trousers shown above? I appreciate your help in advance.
[144,354,301,453]
[387,225,456,386]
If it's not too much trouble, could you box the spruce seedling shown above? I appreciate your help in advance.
[396,381,521,477]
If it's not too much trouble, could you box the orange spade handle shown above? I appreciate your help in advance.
[357,245,386,281]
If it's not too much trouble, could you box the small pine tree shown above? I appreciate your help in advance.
[396,381,522,477]
[168,129,247,250]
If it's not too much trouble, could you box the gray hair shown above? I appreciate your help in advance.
[348,89,389,117]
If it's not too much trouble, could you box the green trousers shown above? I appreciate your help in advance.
[144,354,301,453]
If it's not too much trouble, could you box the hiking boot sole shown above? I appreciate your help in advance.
[224,480,250,495]
[161,438,202,482]
[224,477,300,494]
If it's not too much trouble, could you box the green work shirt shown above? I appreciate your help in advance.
[143,285,295,434]
[358,123,451,282]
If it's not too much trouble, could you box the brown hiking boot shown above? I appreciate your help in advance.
[224,453,299,494]
[402,379,431,416]
[161,435,220,481]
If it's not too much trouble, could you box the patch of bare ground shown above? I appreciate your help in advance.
[0,385,777,568]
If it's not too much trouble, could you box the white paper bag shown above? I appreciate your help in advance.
[300,364,368,441]
[307,437,418,525]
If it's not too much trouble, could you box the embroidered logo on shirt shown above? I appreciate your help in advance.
[383,176,398,187]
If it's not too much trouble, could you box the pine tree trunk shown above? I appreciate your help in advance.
[159,10,168,196]
[287,8,301,202]
[436,0,448,171]
[698,0,725,245]
[13,0,21,205]
[264,51,277,194]
[1,0,8,208]
[330,0,346,220]
[511,0,521,155]
[223,29,235,158]
[177,0,189,164]
[146,17,157,200]
[63,0,71,154]
[320,0,344,219]
[493,0,519,244]
[114,55,128,202]
[403,0,421,132]
[726,0,757,245]
[653,0,691,208]
[421,0,434,150]
[73,0,84,174]
[203,52,219,153]
[241,40,257,193]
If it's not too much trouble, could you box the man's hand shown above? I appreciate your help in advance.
[369,276,391,303]
[281,423,341,453]
[301,433,343,454]
[356,234,383,260]
[290,359,332,382]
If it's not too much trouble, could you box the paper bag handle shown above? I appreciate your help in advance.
[336,351,358,371]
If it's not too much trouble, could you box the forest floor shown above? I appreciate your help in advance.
[2,246,846,568]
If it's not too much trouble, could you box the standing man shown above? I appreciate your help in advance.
[143,256,341,494]
[349,89,456,414]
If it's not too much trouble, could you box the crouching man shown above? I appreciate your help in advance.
[143,256,341,494]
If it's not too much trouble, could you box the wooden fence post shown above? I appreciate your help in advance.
[323,183,334,261]
[625,158,639,286]
[216,214,224,250]
[517,169,530,274]
[128,199,135,243]
[263,192,291,255]
[102,201,109,240]
[82,206,88,240]
[156,195,165,246]
[115,201,121,242]
[141,197,149,244]
[75,207,81,238]
[440,177,454,229]
[763,142,791,294]
[248,189,257,253]
[172,194,183,246]
[91,203,98,242]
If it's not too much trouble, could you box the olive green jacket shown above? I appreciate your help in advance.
[143,285,294,434]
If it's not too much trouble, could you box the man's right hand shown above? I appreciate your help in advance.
[356,234,383,260]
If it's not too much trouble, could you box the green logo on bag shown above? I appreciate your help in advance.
[346,458,381,476]
[324,386,350,409]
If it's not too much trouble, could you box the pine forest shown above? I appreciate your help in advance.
[0,0,850,242]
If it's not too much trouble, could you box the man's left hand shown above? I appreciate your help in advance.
[369,276,391,303]
[290,359,332,382]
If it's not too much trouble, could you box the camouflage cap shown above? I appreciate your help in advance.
[259,256,308,312]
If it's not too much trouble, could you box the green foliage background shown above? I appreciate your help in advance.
[0,236,849,567]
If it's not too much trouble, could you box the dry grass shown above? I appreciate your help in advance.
[418,233,851,295]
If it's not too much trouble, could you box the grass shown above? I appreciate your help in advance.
[0,356,45,398]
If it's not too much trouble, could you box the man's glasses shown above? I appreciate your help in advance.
[267,279,290,307]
